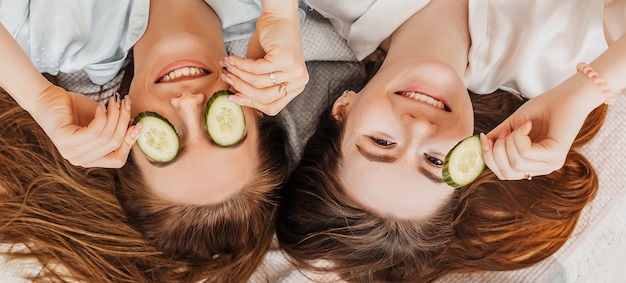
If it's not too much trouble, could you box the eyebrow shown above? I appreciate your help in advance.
[419,166,446,184]
[356,144,396,163]
[356,144,446,184]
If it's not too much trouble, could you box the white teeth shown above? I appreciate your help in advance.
[399,91,446,110]
[160,67,207,82]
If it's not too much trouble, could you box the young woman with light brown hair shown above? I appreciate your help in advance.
[275,0,623,281]
[276,89,605,282]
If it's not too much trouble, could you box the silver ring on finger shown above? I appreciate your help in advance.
[269,72,277,86]
[523,171,532,181]
[278,82,288,96]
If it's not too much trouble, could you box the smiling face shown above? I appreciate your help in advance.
[127,14,260,205]
[333,58,474,219]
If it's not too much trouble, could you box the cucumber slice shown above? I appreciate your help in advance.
[442,135,485,188]
[133,111,179,163]
[205,90,246,147]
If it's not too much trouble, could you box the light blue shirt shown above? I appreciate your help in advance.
[0,0,306,85]
[0,0,150,85]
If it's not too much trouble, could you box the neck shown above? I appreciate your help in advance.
[133,1,226,64]
[381,0,470,76]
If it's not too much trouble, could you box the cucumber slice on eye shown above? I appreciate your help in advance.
[442,135,486,188]
[133,111,179,163]
[205,90,246,147]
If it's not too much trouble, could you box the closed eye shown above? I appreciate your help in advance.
[424,153,444,167]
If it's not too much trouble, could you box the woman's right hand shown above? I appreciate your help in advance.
[29,85,141,168]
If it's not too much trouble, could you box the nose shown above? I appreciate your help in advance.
[171,91,207,139]
[171,90,206,109]
[403,112,438,137]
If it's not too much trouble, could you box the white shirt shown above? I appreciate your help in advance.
[305,0,609,98]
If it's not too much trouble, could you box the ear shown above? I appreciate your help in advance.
[331,90,356,121]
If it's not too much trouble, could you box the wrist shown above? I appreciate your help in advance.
[26,83,58,115]
[558,71,607,115]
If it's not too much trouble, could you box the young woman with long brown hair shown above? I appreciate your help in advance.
[275,0,624,281]
[0,0,307,281]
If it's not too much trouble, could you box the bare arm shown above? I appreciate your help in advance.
[0,23,139,168]
[0,23,56,112]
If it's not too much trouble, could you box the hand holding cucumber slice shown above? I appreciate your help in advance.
[442,135,486,188]
[205,90,246,147]
[133,111,179,163]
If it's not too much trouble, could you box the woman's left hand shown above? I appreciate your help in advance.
[481,89,592,181]
[220,0,308,116]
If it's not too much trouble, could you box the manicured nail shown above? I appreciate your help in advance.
[130,123,143,139]
[224,57,236,66]
[479,132,490,151]
[114,92,121,108]
[220,73,234,85]
[228,95,246,105]
[124,95,132,111]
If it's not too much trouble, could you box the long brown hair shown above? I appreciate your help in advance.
[276,90,607,282]
[116,114,288,281]
[0,86,288,282]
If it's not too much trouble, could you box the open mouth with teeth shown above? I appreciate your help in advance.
[157,66,210,83]
[396,91,451,112]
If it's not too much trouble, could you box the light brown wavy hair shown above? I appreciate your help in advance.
[276,88,607,282]
[0,86,288,282]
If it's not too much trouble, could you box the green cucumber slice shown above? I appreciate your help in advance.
[205,90,246,147]
[442,135,485,188]
[133,111,179,163]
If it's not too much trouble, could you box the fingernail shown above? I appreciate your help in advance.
[124,95,132,111]
[219,61,230,72]
[114,92,121,108]
[130,123,143,139]
[220,73,234,85]
[228,95,246,105]
[99,102,107,112]
[224,57,236,66]
[479,132,490,151]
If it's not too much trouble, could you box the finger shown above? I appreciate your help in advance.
[222,67,284,89]
[223,73,296,105]
[67,96,132,162]
[229,83,304,116]
[99,124,143,168]
[505,121,533,171]
[108,96,133,147]
[55,102,109,162]
[489,136,512,179]
[99,95,123,139]
[488,134,556,180]
[224,55,287,76]
[71,122,143,168]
